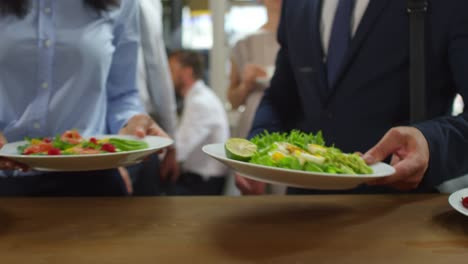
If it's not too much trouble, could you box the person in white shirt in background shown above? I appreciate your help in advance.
[167,50,230,195]
[119,0,179,195]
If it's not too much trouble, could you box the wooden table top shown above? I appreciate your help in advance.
[0,195,467,263]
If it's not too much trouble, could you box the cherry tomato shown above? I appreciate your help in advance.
[23,142,54,155]
[47,148,61,155]
[90,137,98,145]
[462,197,468,209]
[101,143,116,153]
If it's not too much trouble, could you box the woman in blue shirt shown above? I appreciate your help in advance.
[0,0,178,196]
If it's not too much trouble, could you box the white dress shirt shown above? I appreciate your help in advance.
[137,0,177,137]
[176,80,230,179]
[321,0,370,57]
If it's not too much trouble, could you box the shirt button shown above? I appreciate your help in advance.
[42,82,49,89]
[33,123,41,129]
[44,7,51,14]
[44,39,52,48]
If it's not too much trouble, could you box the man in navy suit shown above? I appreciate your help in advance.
[236,0,468,194]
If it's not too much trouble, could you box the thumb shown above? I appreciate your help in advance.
[363,128,403,165]
[120,114,149,138]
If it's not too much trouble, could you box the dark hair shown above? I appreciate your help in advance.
[0,0,120,18]
[170,50,205,80]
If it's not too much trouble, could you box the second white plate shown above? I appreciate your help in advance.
[449,188,468,217]
[203,143,395,190]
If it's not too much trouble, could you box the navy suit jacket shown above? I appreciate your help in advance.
[251,0,468,193]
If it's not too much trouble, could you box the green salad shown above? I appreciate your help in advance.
[225,130,373,175]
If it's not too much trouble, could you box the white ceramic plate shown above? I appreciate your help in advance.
[0,135,173,172]
[448,188,468,217]
[203,143,395,190]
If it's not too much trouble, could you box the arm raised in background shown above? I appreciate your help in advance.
[228,61,266,109]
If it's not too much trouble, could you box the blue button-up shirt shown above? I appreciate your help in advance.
[0,0,144,143]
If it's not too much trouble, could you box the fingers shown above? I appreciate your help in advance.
[167,149,180,183]
[368,154,421,187]
[170,163,180,183]
[251,180,266,194]
[120,114,151,138]
[160,153,169,181]
[235,174,266,195]
[120,114,172,144]
[118,167,133,195]
[0,158,29,171]
[363,128,405,165]
[244,64,267,75]
[390,154,402,166]
[160,148,180,183]
[235,174,252,194]
[147,123,169,138]
[242,64,267,83]
[120,114,177,183]
[365,127,430,191]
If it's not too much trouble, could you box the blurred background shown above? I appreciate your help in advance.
[162,0,268,127]
[161,0,465,124]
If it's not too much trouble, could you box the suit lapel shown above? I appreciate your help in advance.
[326,0,392,98]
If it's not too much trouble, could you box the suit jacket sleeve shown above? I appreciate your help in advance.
[414,1,468,188]
[249,1,303,138]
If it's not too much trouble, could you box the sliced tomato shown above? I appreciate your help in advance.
[23,142,54,155]
[60,130,83,145]
[23,145,41,155]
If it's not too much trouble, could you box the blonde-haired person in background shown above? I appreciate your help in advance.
[228,0,283,195]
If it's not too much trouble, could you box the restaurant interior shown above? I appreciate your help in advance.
[0,0,467,263]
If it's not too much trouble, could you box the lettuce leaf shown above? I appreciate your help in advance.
[247,130,373,175]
